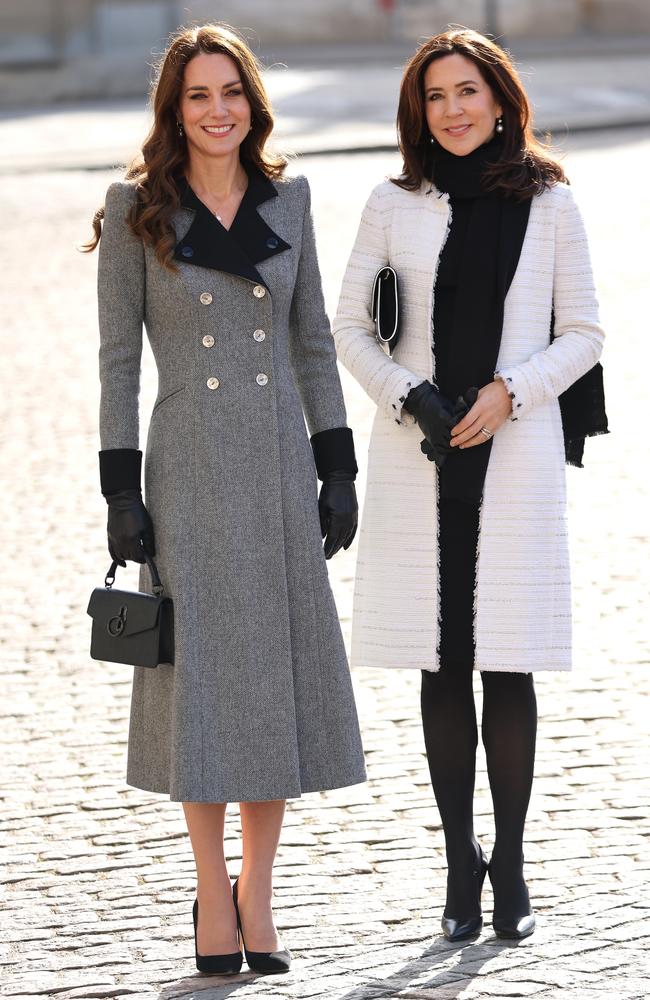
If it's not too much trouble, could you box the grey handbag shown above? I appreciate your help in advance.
[371,265,400,353]
[87,552,174,668]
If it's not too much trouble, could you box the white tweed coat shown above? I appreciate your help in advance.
[333,178,604,673]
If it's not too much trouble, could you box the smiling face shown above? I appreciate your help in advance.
[423,52,503,156]
[177,51,252,163]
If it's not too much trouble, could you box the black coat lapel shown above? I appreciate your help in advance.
[173,166,291,288]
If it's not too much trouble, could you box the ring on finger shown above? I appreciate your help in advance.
[480,426,493,439]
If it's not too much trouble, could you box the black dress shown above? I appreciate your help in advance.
[434,196,480,672]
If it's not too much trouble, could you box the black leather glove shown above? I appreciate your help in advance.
[99,449,155,566]
[403,381,458,469]
[318,470,358,560]
[105,489,156,566]
[420,387,479,464]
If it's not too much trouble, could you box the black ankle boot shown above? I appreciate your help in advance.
[487,856,536,940]
[233,878,291,974]
[192,898,243,975]
[441,843,489,942]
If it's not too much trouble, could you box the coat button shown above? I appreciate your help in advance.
[256,373,269,386]
[253,329,266,342]
[199,292,213,305]
[207,377,220,390]
[266,237,279,249]
[202,335,215,348]
[253,284,266,298]
[181,246,194,258]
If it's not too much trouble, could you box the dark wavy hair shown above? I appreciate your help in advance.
[394,27,566,199]
[82,22,287,269]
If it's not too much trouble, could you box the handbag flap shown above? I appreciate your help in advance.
[87,587,162,637]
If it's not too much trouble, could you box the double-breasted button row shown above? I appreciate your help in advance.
[205,375,269,390]
[202,287,267,304]
[204,332,265,348]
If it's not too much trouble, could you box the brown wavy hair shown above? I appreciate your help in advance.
[82,23,287,269]
[394,28,565,199]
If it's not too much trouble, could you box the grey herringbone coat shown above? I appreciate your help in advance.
[98,170,366,802]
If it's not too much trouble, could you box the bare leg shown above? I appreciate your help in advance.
[182,802,239,955]
[236,799,286,951]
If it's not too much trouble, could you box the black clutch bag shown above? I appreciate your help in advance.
[371,265,400,354]
[87,552,174,668]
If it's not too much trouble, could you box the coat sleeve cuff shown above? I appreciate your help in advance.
[494,370,523,421]
[99,448,142,495]
[310,427,358,480]
[390,374,425,427]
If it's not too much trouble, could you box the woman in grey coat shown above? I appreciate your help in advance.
[85,23,366,976]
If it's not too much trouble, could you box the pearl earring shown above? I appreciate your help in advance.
[496,116,504,134]
[430,135,435,145]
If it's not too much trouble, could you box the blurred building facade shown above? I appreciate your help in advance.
[2,0,650,106]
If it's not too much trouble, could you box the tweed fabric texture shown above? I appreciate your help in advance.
[98,175,366,801]
[333,179,604,674]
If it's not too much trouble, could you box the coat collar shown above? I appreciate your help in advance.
[173,164,291,287]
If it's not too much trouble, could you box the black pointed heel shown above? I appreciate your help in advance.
[487,861,536,940]
[441,846,489,942]
[192,898,243,975]
[233,878,291,974]
[492,911,536,939]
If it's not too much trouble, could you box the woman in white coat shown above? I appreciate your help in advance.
[334,29,606,942]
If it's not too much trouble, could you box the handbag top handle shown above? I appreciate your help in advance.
[105,547,164,597]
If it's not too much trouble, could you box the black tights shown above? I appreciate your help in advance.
[421,663,537,917]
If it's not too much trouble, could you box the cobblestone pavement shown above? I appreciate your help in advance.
[1,129,649,999]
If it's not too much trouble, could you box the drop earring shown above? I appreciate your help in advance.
[495,116,504,134]
[430,135,435,145]
[177,120,184,137]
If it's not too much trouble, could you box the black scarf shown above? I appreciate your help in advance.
[432,137,530,502]
[432,138,608,503]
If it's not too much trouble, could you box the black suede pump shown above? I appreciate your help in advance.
[232,878,291,974]
[192,898,243,975]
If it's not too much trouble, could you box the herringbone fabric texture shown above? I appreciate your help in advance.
[98,176,366,801]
